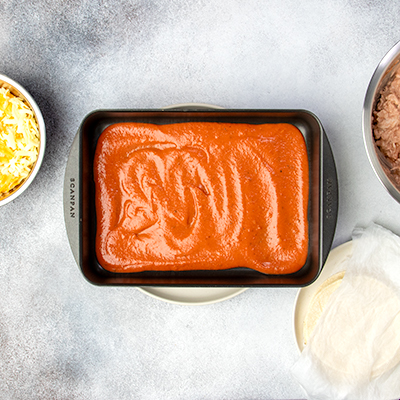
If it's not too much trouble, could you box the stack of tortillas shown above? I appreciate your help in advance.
[293,224,400,399]
[303,271,400,378]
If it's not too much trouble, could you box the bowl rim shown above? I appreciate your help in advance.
[363,40,400,204]
[0,73,46,206]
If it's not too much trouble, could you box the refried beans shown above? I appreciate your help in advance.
[94,122,309,274]
[374,69,400,183]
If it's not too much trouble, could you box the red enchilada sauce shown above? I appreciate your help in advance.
[94,122,309,274]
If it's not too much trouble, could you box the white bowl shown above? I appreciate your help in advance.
[0,73,46,206]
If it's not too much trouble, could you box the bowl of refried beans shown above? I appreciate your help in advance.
[363,40,400,203]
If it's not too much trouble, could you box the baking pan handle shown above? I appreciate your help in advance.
[63,133,80,265]
[321,132,338,263]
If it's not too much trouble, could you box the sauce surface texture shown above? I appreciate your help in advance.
[94,122,309,274]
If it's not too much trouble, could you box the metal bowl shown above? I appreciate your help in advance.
[0,74,46,206]
[363,41,400,203]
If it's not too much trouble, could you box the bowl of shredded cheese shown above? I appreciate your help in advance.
[0,73,45,205]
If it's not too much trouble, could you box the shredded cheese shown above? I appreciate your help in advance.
[0,86,39,197]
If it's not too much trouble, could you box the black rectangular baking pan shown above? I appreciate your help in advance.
[63,105,338,287]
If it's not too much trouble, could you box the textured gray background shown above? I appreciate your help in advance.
[1,0,400,399]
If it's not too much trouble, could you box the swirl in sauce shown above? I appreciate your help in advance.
[94,122,309,274]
